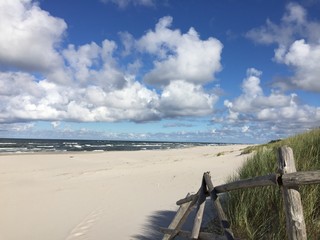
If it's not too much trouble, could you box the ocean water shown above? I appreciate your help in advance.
[0,138,218,154]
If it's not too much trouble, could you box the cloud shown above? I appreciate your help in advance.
[0,67,217,123]
[224,68,320,131]
[246,3,320,92]
[242,125,249,133]
[0,122,35,133]
[274,39,320,91]
[0,71,161,123]
[0,7,221,125]
[119,31,135,56]
[100,0,155,8]
[87,80,160,122]
[0,72,69,123]
[0,0,67,72]
[62,40,127,90]
[0,0,221,132]
[246,3,320,46]
[137,16,223,86]
[159,81,218,118]
[163,122,194,128]
[51,121,61,128]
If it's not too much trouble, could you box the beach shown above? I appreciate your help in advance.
[0,144,251,240]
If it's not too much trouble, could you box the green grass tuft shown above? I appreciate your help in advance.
[225,129,320,239]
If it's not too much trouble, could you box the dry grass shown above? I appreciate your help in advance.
[224,129,320,239]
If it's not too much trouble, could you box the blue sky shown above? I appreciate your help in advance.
[0,0,319,143]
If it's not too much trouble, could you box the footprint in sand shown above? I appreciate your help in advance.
[65,208,103,240]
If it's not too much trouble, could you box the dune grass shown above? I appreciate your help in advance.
[225,129,320,239]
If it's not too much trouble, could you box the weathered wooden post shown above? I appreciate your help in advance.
[191,177,207,239]
[277,146,307,240]
[204,172,234,240]
[162,192,198,240]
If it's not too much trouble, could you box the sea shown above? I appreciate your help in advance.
[0,138,220,154]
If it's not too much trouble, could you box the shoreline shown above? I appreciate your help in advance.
[0,137,252,155]
[0,144,252,240]
[0,143,250,156]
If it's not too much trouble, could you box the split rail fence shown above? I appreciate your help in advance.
[159,146,320,240]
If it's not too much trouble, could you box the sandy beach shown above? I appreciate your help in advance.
[0,145,251,240]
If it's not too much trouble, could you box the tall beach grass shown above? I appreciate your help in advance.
[225,129,320,239]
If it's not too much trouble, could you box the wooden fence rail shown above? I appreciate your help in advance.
[160,146,320,240]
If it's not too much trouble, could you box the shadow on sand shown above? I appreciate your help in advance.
[132,199,217,240]
[131,210,177,240]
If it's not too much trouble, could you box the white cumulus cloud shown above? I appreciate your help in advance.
[224,68,320,129]
[274,39,320,91]
[0,71,160,123]
[0,3,221,125]
[62,40,127,90]
[137,16,223,86]
[159,81,218,118]
[0,0,66,72]
[246,3,320,92]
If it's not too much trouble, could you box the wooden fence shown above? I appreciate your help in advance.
[159,146,320,240]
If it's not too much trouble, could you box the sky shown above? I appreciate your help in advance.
[0,0,320,143]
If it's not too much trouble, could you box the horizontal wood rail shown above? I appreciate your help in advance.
[161,146,320,239]
[177,171,320,206]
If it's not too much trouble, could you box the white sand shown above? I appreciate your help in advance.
[0,145,251,240]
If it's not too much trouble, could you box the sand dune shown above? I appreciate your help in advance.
[0,145,251,240]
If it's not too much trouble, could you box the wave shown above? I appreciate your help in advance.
[0,138,217,154]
